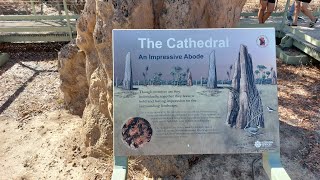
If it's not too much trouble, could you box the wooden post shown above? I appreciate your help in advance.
[63,0,73,40]
[0,53,9,67]
[111,156,128,180]
[201,76,203,86]
[263,152,291,180]
[281,0,291,28]
[40,0,43,15]
[31,0,36,15]
[57,1,62,15]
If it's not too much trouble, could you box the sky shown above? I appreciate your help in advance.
[113,29,277,81]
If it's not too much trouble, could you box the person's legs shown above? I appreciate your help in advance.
[258,0,268,24]
[288,2,295,17]
[293,0,301,25]
[262,2,275,23]
[300,2,316,22]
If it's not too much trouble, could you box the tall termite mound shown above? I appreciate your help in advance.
[207,50,218,89]
[58,0,247,178]
[226,45,264,129]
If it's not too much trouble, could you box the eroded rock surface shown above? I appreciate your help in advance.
[58,40,88,116]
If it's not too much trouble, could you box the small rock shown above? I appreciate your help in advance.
[23,162,29,167]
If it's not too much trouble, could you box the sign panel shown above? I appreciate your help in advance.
[113,29,280,156]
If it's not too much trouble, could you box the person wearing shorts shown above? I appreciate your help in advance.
[258,0,276,24]
[291,0,318,27]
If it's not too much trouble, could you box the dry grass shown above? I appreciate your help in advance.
[277,59,320,175]
[277,60,319,130]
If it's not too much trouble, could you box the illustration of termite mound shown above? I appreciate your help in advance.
[122,117,153,149]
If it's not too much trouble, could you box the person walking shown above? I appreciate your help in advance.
[258,0,276,24]
[290,0,318,27]
[287,2,305,21]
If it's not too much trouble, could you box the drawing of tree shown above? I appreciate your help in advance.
[143,66,149,85]
[257,65,267,78]
[172,66,182,85]
[266,71,271,78]
[153,72,163,85]
[142,72,146,85]
[170,71,176,85]
[179,72,187,85]
[227,71,230,81]
[254,70,260,79]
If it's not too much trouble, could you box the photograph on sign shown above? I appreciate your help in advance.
[113,29,280,156]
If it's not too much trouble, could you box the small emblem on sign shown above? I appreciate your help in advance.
[256,35,269,48]
[255,140,274,148]
[254,141,262,148]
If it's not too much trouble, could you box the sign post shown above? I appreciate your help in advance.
[112,29,290,179]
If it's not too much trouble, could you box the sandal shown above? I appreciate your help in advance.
[309,18,318,28]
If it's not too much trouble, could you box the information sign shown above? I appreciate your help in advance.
[113,29,280,156]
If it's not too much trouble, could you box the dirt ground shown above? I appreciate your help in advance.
[0,42,319,180]
[0,44,113,180]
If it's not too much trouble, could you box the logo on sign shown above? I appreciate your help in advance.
[255,140,273,148]
[254,141,262,148]
[256,35,269,48]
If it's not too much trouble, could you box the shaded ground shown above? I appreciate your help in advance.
[0,43,319,179]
